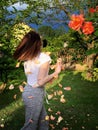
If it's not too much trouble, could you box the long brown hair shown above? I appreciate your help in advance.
[13,30,42,61]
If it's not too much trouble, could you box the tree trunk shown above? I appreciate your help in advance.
[86,54,97,68]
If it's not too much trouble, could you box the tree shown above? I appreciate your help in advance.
[0,0,98,85]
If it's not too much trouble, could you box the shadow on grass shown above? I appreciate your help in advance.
[0,68,26,111]
[0,106,25,130]
[0,87,21,110]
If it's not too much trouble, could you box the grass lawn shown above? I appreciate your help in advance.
[0,70,98,130]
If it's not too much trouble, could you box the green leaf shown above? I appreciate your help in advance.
[94,30,98,36]
[86,48,98,55]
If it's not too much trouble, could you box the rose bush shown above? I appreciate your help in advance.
[67,6,98,81]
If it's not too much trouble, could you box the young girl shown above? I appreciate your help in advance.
[13,30,62,130]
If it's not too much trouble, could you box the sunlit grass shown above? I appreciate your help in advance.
[0,71,98,130]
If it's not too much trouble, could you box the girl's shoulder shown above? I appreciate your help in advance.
[40,52,50,58]
[39,52,51,64]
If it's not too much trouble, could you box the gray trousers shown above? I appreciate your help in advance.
[21,85,49,130]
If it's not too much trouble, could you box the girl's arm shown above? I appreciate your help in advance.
[33,59,62,87]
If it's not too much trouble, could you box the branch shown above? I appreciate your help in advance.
[54,0,71,18]
[59,4,71,18]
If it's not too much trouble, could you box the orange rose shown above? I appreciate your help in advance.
[89,8,96,13]
[68,14,84,31]
[82,22,94,35]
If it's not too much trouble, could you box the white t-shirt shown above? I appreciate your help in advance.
[24,52,51,86]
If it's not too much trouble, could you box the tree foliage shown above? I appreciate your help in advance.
[0,0,98,88]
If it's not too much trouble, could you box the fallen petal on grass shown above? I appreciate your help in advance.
[19,85,24,92]
[64,87,71,91]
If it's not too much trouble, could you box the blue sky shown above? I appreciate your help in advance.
[7,2,27,11]
[7,2,69,31]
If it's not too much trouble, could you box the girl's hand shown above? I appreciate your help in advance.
[32,83,40,88]
[55,58,62,74]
